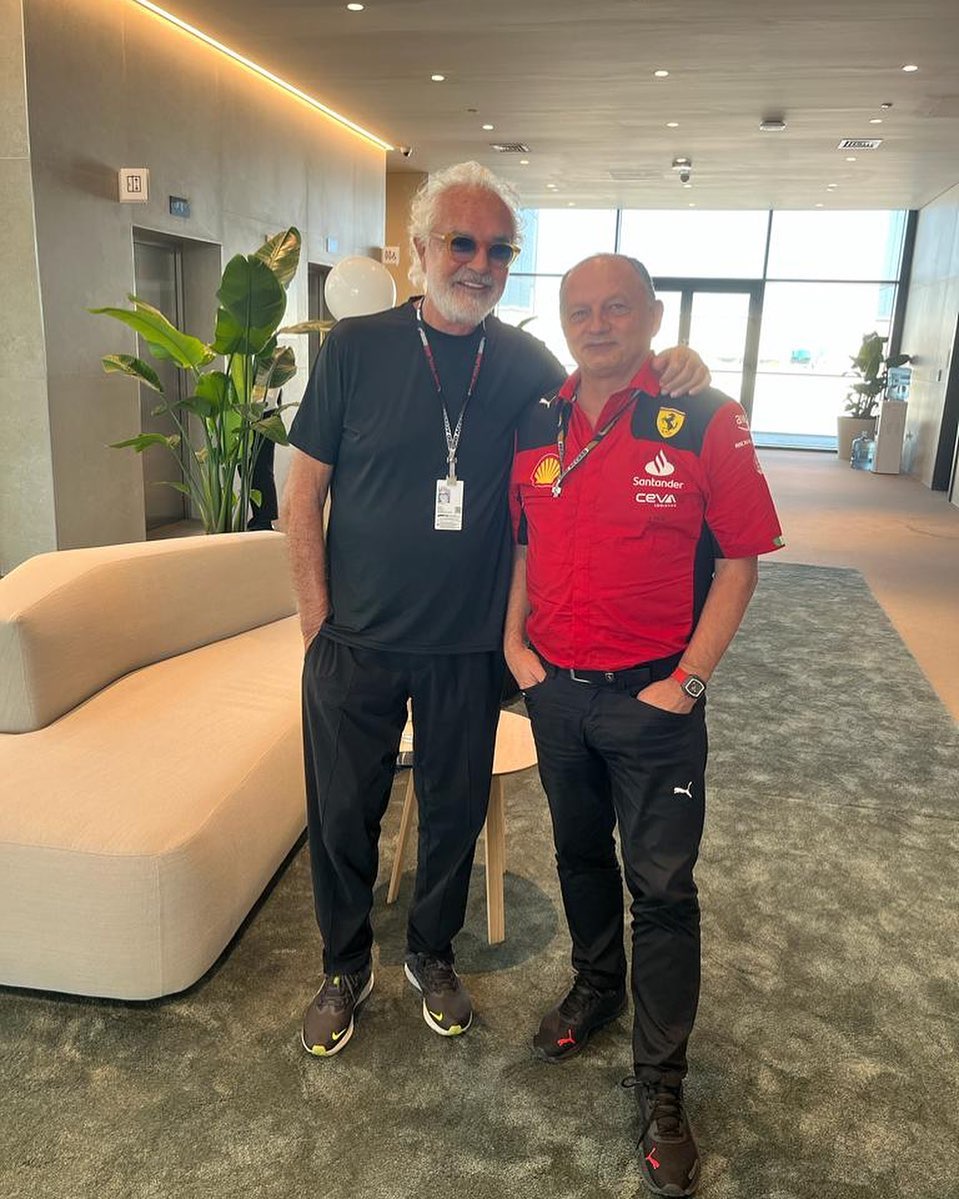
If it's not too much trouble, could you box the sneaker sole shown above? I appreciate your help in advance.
[403,962,473,1037]
[300,972,375,1058]
[532,996,627,1064]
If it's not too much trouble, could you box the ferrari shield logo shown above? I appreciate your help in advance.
[656,407,686,439]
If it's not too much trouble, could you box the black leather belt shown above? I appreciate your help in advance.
[537,650,682,688]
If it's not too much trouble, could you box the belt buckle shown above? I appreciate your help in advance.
[568,668,592,684]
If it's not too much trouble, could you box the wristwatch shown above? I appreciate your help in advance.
[671,665,707,699]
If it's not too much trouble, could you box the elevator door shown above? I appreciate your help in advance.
[132,239,188,529]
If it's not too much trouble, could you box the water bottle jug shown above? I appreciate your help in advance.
[850,432,874,470]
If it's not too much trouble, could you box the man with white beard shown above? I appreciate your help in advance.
[281,162,710,1058]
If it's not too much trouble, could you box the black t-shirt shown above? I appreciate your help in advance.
[288,300,565,653]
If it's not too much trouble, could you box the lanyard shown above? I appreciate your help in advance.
[551,390,641,497]
[415,301,486,482]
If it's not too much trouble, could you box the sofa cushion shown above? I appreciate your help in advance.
[0,615,304,999]
[0,532,295,733]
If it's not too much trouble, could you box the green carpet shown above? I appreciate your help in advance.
[2,563,958,1199]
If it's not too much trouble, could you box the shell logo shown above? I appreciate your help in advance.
[531,454,561,487]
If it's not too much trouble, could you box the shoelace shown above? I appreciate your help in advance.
[318,971,364,1012]
[419,957,459,994]
[558,974,607,1024]
[621,1077,686,1142]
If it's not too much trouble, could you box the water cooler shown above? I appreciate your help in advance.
[872,399,908,474]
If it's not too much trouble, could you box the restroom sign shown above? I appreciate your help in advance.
[118,168,150,202]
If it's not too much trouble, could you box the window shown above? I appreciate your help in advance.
[766,211,906,281]
[619,210,768,279]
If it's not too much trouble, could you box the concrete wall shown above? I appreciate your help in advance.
[0,0,57,573]
[901,183,959,493]
[385,171,426,304]
[7,0,385,568]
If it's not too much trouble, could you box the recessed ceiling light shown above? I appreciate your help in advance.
[546,183,558,189]
[869,118,883,124]
[901,64,919,72]
[815,202,824,208]
[567,202,576,207]
[666,121,679,128]
[654,69,670,78]
[481,123,494,131]
[346,2,364,9]
[845,156,857,162]
[688,202,695,208]
[519,158,529,165]
[759,118,787,132]
[683,182,693,189]
[431,74,445,82]
[880,102,893,110]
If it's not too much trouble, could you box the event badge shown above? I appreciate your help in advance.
[434,478,465,531]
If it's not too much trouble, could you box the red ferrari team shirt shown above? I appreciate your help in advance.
[510,358,784,670]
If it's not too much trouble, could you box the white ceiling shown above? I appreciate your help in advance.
[169,0,959,210]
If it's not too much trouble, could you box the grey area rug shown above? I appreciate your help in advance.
[2,563,958,1199]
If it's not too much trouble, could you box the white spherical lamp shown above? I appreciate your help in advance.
[324,256,397,319]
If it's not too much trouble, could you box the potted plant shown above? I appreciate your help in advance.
[92,227,328,533]
[838,331,910,461]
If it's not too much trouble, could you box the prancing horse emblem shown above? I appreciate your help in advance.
[656,407,686,439]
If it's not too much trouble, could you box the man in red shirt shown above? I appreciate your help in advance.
[506,254,783,1197]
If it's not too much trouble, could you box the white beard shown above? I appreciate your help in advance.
[426,267,503,327]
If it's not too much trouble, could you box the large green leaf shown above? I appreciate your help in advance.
[254,227,301,289]
[279,319,335,336]
[173,394,217,420]
[195,371,235,413]
[212,255,286,356]
[252,412,290,445]
[101,354,165,393]
[91,299,214,370]
[110,432,181,453]
[255,344,297,392]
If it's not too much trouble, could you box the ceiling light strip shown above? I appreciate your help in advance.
[130,0,393,151]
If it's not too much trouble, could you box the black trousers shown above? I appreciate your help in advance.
[301,635,504,975]
[524,665,708,1083]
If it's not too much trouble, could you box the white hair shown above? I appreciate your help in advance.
[407,161,523,289]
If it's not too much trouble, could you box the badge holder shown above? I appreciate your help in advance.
[435,459,464,531]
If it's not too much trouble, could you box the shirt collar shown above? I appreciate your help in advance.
[557,355,661,403]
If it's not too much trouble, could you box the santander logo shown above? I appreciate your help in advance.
[644,450,675,477]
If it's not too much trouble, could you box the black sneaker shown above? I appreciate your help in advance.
[533,974,627,1062]
[300,965,374,1057]
[403,953,473,1036]
[623,1077,700,1197]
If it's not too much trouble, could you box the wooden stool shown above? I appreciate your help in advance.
[385,709,537,944]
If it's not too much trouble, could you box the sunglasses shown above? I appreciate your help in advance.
[432,232,520,267]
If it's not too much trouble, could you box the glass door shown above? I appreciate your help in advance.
[654,279,763,420]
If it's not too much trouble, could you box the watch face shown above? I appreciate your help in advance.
[682,676,706,698]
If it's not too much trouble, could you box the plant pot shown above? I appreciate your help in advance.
[837,416,877,462]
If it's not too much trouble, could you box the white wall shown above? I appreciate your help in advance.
[0,0,57,573]
[901,184,959,490]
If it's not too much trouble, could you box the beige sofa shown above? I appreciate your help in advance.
[0,532,305,1000]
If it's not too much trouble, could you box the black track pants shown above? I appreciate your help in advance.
[524,669,708,1082]
[301,635,504,975]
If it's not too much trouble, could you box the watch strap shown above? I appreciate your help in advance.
[671,665,707,698]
